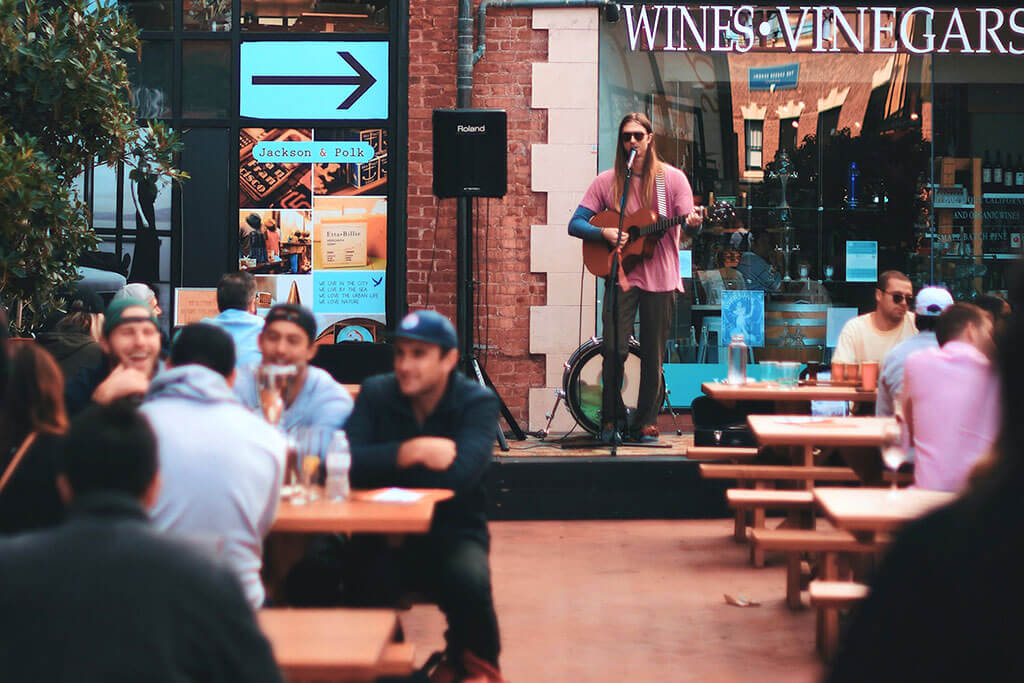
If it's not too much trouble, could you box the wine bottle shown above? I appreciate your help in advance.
[1016,154,1024,188]
[1005,154,1015,189]
[994,151,1004,188]
[982,150,992,192]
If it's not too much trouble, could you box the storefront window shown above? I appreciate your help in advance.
[183,0,231,31]
[125,40,173,120]
[120,0,173,31]
[599,5,1023,402]
[240,0,389,33]
[183,41,231,118]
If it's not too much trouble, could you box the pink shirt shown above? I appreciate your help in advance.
[579,164,694,292]
[902,341,1000,492]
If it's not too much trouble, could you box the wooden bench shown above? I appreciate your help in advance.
[725,489,815,566]
[749,528,878,609]
[376,643,416,677]
[686,446,759,462]
[707,465,861,562]
[810,580,869,660]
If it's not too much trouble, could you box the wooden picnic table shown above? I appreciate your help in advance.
[258,608,399,682]
[813,487,955,542]
[264,489,453,604]
[271,489,454,534]
[748,415,898,468]
[702,381,876,408]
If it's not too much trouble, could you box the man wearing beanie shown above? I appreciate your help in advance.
[876,286,954,417]
[233,303,352,431]
[343,310,505,682]
[64,298,162,415]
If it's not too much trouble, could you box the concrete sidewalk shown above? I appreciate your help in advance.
[402,519,824,682]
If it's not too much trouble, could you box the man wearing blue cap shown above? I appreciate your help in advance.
[344,310,504,682]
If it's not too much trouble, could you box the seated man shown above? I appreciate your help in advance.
[142,324,287,607]
[202,271,265,370]
[903,303,1000,492]
[876,286,953,417]
[64,297,162,415]
[345,310,504,682]
[736,231,781,292]
[0,402,281,682]
[833,270,918,364]
[234,303,352,431]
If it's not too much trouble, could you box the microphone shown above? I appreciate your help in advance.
[626,147,638,171]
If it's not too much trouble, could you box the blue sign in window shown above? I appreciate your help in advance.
[749,63,799,91]
[241,42,389,120]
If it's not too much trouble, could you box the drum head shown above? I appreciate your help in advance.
[563,338,663,435]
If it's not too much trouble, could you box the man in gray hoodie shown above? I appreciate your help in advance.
[141,323,286,608]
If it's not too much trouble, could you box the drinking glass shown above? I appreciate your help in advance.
[779,362,800,388]
[761,361,779,385]
[286,427,324,504]
[880,421,907,495]
[256,364,298,425]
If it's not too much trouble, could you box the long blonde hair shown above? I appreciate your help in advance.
[613,113,662,213]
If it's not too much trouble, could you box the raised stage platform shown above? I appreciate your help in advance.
[486,432,730,522]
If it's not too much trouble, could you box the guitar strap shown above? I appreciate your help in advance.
[655,168,668,218]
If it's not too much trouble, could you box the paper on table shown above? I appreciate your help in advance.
[369,488,426,504]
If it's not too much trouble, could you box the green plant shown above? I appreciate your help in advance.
[0,0,186,334]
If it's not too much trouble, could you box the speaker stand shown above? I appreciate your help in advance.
[457,195,525,451]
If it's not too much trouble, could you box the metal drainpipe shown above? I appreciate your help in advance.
[453,0,618,369]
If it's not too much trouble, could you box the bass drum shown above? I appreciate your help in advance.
[562,336,666,435]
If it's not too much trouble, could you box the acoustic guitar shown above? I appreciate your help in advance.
[581,208,695,279]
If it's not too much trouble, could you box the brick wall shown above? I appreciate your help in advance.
[406,0,549,425]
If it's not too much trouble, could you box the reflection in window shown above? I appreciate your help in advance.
[745,120,763,170]
[183,41,231,118]
[241,0,388,32]
[779,117,798,152]
[184,0,231,31]
[125,41,173,119]
[119,0,173,30]
[122,171,172,230]
[92,165,118,229]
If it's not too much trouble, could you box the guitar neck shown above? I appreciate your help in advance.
[636,214,687,237]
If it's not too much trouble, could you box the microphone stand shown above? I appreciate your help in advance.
[606,148,638,455]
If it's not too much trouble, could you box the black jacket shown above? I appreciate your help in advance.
[0,432,65,535]
[345,372,500,546]
[35,331,104,382]
[63,356,111,417]
[0,493,282,682]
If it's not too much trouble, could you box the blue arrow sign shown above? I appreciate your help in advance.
[241,41,389,120]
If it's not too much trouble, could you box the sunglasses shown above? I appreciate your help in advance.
[620,131,648,143]
[881,291,914,305]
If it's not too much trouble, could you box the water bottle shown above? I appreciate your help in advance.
[325,430,351,502]
[727,334,748,385]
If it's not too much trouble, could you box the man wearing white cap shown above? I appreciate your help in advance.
[876,286,954,417]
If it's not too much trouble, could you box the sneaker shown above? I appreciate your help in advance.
[637,424,660,443]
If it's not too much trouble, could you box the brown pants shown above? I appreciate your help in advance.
[601,284,674,429]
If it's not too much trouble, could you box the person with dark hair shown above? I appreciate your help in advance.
[64,297,162,415]
[344,310,504,682]
[142,323,286,607]
[202,271,264,370]
[828,272,1024,682]
[902,302,998,492]
[876,286,954,417]
[568,112,703,442]
[264,217,280,262]
[234,303,352,431]
[0,344,69,535]
[974,292,1011,322]
[0,402,282,681]
[240,213,261,260]
[736,231,781,292]
[35,288,105,380]
[834,270,918,364]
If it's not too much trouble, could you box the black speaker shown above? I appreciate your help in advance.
[432,109,507,198]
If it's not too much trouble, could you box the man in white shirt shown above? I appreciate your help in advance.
[833,270,917,364]
[876,286,954,417]
[143,323,286,608]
